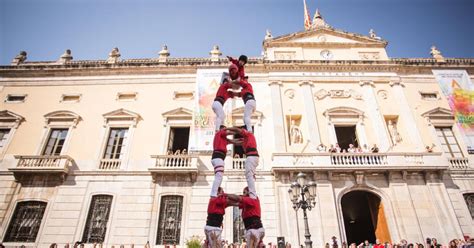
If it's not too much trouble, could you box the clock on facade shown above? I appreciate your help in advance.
[320,50,333,59]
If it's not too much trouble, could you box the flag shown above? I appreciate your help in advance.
[304,0,312,30]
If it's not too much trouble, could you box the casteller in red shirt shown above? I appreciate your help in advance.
[212,129,229,160]
[227,55,247,80]
[240,129,259,157]
[239,195,263,230]
[206,194,227,227]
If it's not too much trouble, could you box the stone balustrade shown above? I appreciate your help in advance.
[149,154,201,182]
[231,157,246,170]
[99,159,121,170]
[448,157,471,169]
[9,155,74,182]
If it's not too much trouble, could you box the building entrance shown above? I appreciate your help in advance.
[341,191,391,245]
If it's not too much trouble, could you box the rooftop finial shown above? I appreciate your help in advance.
[107,47,121,64]
[311,9,330,29]
[209,45,222,62]
[58,49,73,64]
[159,44,170,62]
[11,51,27,65]
[264,29,273,40]
[369,29,381,40]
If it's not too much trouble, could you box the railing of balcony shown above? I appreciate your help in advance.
[99,159,121,170]
[272,152,448,168]
[448,157,470,169]
[330,153,388,166]
[14,155,73,169]
[232,157,246,170]
[151,154,198,168]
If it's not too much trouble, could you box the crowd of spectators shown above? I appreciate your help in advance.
[317,143,379,153]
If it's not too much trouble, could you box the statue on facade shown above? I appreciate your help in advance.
[289,120,303,144]
[11,51,27,65]
[387,120,402,145]
[430,45,445,62]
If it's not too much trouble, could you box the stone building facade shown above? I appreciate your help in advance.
[0,13,473,248]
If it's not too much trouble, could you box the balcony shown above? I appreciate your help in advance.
[448,157,473,170]
[231,157,246,170]
[99,159,121,170]
[9,155,74,182]
[149,154,201,183]
[271,152,450,181]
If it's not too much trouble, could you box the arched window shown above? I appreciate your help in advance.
[4,201,47,242]
[82,195,113,243]
[156,195,183,245]
[464,193,474,220]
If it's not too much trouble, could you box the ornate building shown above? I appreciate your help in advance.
[0,11,473,248]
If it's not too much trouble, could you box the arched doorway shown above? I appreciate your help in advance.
[341,191,391,245]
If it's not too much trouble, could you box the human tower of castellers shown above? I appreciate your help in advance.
[204,55,264,248]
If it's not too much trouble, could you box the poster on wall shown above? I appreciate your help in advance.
[189,69,233,152]
[432,70,474,154]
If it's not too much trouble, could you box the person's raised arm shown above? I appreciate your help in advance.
[226,193,242,203]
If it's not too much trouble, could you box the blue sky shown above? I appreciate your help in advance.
[1,0,473,65]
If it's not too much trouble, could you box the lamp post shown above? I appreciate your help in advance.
[288,172,317,248]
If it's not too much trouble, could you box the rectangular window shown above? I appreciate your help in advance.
[61,94,81,103]
[42,129,68,155]
[82,195,113,243]
[156,195,183,245]
[435,127,463,157]
[167,127,190,154]
[5,94,27,103]
[116,92,137,101]
[0,128,11,149]
[4,201,47,242]
[335,126,359,151]
[233,206,245,243]
[420,92,438,100]
[103,128,129,159]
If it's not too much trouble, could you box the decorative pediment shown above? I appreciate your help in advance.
[103,108,141,127]
[324,107,364,124]
[0,110,24,128]
[44,110,81,127]
[422,107,455,125]
[162,107,193,125]
[162,107,193,118]
[264,27,387,48]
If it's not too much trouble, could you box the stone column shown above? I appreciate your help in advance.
[269,81,287,152]
[390,81,424,151]
[356,116,368,147]
[299,81,322,146]
[360,81,391,151]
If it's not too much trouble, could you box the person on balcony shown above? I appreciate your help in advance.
[371,144,379,153]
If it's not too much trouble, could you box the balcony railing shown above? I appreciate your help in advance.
[9,155,74,182]
[448,157,471,169]
[272,152,449,170]
[149,154,201,182]
[99,159,121,170]
[231,157,246,170]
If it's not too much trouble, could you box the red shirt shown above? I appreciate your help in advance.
[215,83,233,103]
[229,57,245,79]
[207,195,227,215]
[213,129,228,153]
[241,129,258,156]
[239,79,254,96]
[239,196,261,219]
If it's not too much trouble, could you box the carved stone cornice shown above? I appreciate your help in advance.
[389,81,405,87]
[268,81,283,87]
[298,81,313,87]
[359,80,375,87]
[314,89,362,100]
[264,42,386,49]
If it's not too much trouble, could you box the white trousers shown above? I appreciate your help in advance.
[212,101,225,131]
[204,225,223,248]
[244,99,256,132]
[245,227,265,248]
[245,156,259,199]
[210,158,225,197]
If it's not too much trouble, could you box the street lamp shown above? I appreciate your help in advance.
[288,172,317,248]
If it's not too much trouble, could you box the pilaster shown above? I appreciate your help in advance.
[299,81,322,146]
[269,81,287,152]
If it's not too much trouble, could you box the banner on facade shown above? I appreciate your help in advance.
[432,70,474,153]
[189,69,232,152]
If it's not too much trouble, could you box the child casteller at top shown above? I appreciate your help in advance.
[227,55,248,80]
